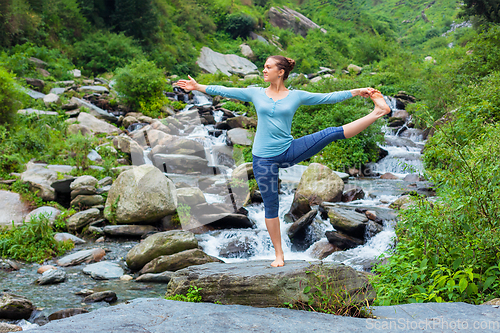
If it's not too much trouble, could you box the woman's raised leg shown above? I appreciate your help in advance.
[342,91,391,138]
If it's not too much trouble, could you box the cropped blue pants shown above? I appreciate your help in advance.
[252,126,345,219]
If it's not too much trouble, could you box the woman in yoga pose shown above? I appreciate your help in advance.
[177,55,390,267]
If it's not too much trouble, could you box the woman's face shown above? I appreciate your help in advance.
[263,58,284,82]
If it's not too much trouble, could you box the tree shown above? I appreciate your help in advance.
[459,0,500,24]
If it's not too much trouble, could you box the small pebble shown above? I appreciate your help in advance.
[120,275,133,281]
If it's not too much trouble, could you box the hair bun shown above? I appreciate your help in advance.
[286,57,296,71]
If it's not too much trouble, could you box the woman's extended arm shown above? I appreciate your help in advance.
[299,87,377,105]
[177,75,253,102]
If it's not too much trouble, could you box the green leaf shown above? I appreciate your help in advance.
[303,286,311,293]
[452,258,462,270]
[459,278,468,293]
[483,276,496,291]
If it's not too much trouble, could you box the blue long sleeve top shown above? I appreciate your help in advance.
[205,85,353,158]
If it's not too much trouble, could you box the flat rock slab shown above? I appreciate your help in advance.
[166,260,374,308]
[0,190,31,228]
[23,298,500,333]
[83,261,124,280]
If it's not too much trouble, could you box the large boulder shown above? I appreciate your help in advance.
[196,47,259,76]
[125,230,198,271]
[24,206,61,225]
[77,112,121,135]
[268,6,326,38]
[0,293,35,320]
[104,164,177,224]
[176,187,206,206]
[66,208,101,232]
[294,163,344,205]
[166,260,374,308]
[139,248,223,274]
[0,190,31,229]
[227,128,254,146]
[327,207,369,239]
[152,154,209,174]
[20,167,58,201]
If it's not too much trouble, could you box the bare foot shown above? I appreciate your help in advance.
[370,91,391,118]
[271,254,285,267]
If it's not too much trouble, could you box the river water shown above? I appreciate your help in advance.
[1,95,428,329]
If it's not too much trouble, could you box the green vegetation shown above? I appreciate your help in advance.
[0,66,24,124]
[0,214,74,263]
[283,266,373,317]
[164,285,203,302]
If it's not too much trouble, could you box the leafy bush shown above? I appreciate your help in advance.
[113,59,168,117]
[164,285,203,302]
[71,31,145,76]
[224,13,256,39]
[0,66,24,125]
[0,213,74,263]
[372,120,500,305]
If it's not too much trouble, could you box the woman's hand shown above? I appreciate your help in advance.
[352,87,380,98]
[177,75,199,91]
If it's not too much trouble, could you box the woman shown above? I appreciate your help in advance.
[177,55,390,267]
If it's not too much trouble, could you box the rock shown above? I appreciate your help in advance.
[227,128,254,146]
[365,211,383,225]
[341,187,365,202]
[309,240,341,259]
[268,6,326,38]
[0,259,19,271]
[66,208,101,232]
[48,308,88,321]
[37,265,57,274]
[89,226,105,236]
[325,230,364,250]
[310,76,322,83]
[71,185,97,199]
[287,209,317,241]
[78,85,109,93]
[54,233,86,244]
[83,261,124,280]
[327,207,368,239]
[0,323,22,331]
[98,177,113,187]
[125,230,198,271]
[103,225,156,237]
[284,196,311,223]
[196,47,259,76]
[176,187,206,206]
[67,123,92,136]
[0,293,35,320]
[166,260,374,307]
[482,298,500,305]
[167,138,205,156]
[367,220,383,238]
[104,164,177,224]
[56,248,106,267]
[294,163,344,205]
[0,190,31,229]
[152,154,209,174]
[25,206,61,225]
[43,93,60,107]
[231,162,253,181]
[239,44,254,59]
[135,271,174,283]
[77,112,121,135]
[17,108,58,116]
[73,98,117,122]
[35,268,66,285]
[380,172,399,180]
[122,116,138,129]
[347,64,362,74]
[403,174,424,182]
[199,213,255,229]
[20,167,58,201]
[69,69,81,77]
[120,274,133,281]
[83,291,117,303]
[389,195,411,209]
[71,195,105,207]
[140,248,223,274]
[226,116,257,129]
